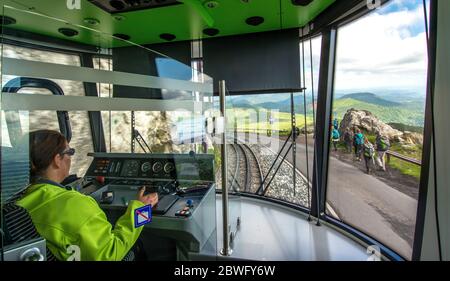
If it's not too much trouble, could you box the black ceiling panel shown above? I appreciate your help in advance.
[88,0,182,14]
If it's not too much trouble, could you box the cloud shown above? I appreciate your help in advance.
[333,1,428,94]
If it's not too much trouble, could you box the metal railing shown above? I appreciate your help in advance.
[386,150,422,166]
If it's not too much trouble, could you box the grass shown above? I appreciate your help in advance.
[388,157,421,179]
[226,108,314,133]
[387,142,422,180]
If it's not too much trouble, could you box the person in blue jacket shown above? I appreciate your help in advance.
[353,128,364,161]
[331,128,340,151]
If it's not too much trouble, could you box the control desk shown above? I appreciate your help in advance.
[77,153,217,260]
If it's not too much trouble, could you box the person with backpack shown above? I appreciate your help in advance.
[375,131,390,171]
[333,118,339,130]
[353,128,364,161]
[331,127,340,151]
[363,138,375,174]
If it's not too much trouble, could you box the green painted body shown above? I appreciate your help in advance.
[1,0,335,46]
[16,183,144,261]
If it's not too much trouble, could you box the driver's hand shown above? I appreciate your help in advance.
[137,186,158,206]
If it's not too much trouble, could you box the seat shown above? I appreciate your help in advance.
[1,146,57,261]
[2,200,57,261]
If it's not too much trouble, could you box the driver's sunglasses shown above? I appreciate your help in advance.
[60,148,75,156]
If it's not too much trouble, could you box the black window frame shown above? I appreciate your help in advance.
[309,0,435,261]
[1,33,107,153]
[1,77,72,144]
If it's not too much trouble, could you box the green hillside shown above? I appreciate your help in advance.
[333,98,425,126]
[224,92,425,127]
[226,108,314,134]
[339,93,401,107]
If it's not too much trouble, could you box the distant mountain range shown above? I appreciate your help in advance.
[337,93,401,107]
[333,93,424,126]
[226,92,425,127]
[228,94,313,114]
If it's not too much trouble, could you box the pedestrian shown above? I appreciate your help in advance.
[375,130,390,171]
[343,129,353,153]
[363,138,375,174]
[333,117,339,130]
[331,127,340,151]
[353,128,364,161]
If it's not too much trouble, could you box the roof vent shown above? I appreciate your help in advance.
[245,16,264,26]
[160,33,176,41]
[203,28,219,36]
[204,1,219,9]
[58,28,79,37]
[84,18,100,26]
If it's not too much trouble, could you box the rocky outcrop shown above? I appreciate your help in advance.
[110,111,195,153]
[339,108,423,145]
[400,131,424,145]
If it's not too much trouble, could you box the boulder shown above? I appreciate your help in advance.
[339,108,403,140]
[338,108,422,145]
[402,131,424,145]
[110,111,193,153]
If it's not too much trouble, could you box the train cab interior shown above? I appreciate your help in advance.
[0,0,449,262]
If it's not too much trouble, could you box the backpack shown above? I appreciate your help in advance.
[354,133,364,145]
[364,143,374,158]
[332,129,340,140]
[377,136,390,151]
[333,119,339,130]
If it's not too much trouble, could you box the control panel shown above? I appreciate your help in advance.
[85,153,214,182]
[80,152,217,260]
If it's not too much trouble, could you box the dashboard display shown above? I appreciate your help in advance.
[152,161,163,173]
[164,162,175,173]
[141,162,151,173]
[120,160,140,177]
[86,154,214,181]
[176,163,199,178]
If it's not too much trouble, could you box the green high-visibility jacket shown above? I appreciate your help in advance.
[16,182,145,261]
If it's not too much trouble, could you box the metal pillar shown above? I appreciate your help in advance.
[290,92,297,196]
[219,80,232,256]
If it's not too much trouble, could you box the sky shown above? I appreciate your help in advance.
[333,0,430,95]
[300,0,430,98]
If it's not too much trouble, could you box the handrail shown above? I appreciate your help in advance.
[386,150,422,166]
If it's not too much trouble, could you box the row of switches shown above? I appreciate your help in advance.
[175,200,194,217]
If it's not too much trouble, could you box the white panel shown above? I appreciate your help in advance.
[2,57,213,94]
[0,93,211,112]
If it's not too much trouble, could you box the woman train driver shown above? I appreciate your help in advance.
[16,129,158,261]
